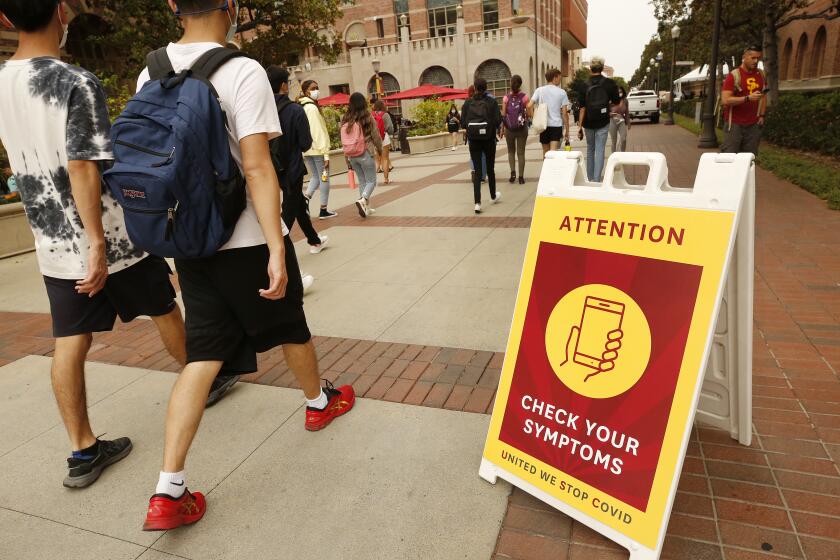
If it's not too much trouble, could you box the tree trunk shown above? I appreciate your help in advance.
[763,5,780,106]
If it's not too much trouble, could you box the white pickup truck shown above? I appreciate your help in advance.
[627,90,660,123]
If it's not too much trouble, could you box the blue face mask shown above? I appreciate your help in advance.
[225,0,239,44]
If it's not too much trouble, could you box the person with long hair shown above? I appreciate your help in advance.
[372,99,394,184]
[446,104,461,150]
[461,78,502,213]
[609,86,631,153]
[501,74,530,184]
[465,84,486,184]
[341,92,382,218]
[298,80,337,219]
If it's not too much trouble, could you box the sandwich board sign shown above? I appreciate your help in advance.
[480,151,755,559]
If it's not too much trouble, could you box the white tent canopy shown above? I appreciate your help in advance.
[674,62,764,95]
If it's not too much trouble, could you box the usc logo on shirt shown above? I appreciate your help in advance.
[745,77,760,94]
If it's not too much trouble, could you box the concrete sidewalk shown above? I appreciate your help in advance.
[0,356,509,560]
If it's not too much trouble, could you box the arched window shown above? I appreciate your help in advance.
[419,66,454,88]
[794,32,809,79]
[780,38,793,80]
[475,59,512,100]
[368,72,401,98]
[810,26,827,78]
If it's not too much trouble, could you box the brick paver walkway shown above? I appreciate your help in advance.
[1,123,838,559]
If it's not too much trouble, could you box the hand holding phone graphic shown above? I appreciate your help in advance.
[559,296,624,382]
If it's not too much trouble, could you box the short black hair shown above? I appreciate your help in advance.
[175,0,229,16]
[474,77,488,93]
[266,65,289,93]
[0,0,58,32]
[744,45,763,53]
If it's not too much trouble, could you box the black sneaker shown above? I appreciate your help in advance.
[518,176,525,184]
[318,208,338,220]
[509,171,516,183]
[64,437,132,489]
[206,374,240,408]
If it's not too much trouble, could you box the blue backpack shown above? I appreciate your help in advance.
[104,47,247,258]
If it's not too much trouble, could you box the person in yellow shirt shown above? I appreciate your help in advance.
[298,80,337,219]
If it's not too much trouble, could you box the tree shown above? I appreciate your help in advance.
[568,68,591,103]
[650,0,840,105]
[80,0,346,79]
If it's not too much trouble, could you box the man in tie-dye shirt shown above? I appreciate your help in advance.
[0,0,186,489]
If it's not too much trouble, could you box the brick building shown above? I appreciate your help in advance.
[777,0,839,92]
[292,0,587,104]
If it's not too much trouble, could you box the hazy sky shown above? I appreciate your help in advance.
[581,0,660,80]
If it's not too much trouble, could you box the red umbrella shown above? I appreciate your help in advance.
[382,84,466,101]
[318,92,350,107]
[437,91,469,102]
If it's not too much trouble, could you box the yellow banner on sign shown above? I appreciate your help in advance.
[483,196,736,549]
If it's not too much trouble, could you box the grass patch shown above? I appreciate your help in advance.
[673,114,840,210]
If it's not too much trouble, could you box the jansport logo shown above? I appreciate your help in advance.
[122,188,146,199]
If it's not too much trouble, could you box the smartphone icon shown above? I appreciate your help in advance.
[574,297,625,369]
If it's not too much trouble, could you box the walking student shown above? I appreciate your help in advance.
[502,74,530,184]
[137,0,355,531]
[577,56,621,181]
[372,99,394,184]
[461,78,503,214]
[447,104,461,150]
[721,45,766,156]
[299,80,337,219]
[266,66,328,256]
[0,0,188,489]
[609,86,631,153]
[341,92,382,218]
[528,68,570,157]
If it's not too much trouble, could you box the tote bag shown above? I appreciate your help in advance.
[532,103,549,133]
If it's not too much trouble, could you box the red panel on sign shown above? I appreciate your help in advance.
[499,242,703,511]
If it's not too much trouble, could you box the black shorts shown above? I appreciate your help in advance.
[44,255,176,338]
[447,123,460,133]
[539,126,564,145]
[174,236,310,376]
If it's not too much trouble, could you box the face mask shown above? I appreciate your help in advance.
[309,89,320,100]
[57,6,68,49]
[225,0,239,44]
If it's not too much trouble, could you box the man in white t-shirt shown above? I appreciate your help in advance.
[139,0,355,532]
[0,0,186,489]
[528,68,571,156]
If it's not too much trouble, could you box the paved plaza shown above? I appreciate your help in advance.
[1,123,839,559]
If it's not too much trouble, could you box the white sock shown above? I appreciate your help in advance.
[156,470,186,498]
[306,389,328,410]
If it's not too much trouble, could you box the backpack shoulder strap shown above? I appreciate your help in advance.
[190,47,249,80]
[276,98,293,116]
[147,48,175,81]
[732,67,742,92]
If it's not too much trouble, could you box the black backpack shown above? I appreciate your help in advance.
[585,78,610,121]
[465,98,493,140]
[268,98,295,182]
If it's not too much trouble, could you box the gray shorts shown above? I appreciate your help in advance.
[721,123,762,156]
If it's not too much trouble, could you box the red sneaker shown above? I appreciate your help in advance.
[143,489,206,531]
[305,381,355,431]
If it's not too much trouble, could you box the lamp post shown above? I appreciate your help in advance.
[699,0,722,147]
[663,25,680,125]
[371,59,382,101]
[656,51,663,93]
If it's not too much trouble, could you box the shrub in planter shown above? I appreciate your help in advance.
[408,99,450,137]
[321,106,346,150]
[764,92,840,157]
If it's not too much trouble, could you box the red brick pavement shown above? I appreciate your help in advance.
[1,124,839,559]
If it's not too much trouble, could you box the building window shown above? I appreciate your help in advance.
[511,0,521,15]
[483,0,499,30]
[475,59,512,105]
[427,0,459,38]
[419,65,455,87]
[394,0,410,38]
[376,17,385,38]
[810,26,827,78]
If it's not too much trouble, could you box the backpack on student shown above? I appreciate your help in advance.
[103,47,247,259]
[504,91,527,130]
[268,98,295,180]
[464,98,493,140]
[341,121,367,157]
[584,77,611,122]
[372,110,386,139]
[726,66,767,130]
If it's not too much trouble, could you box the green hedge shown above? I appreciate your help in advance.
[764,92,840,157]
[672,99,703,119]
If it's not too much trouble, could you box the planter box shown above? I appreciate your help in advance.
[328,149,348,176]
[406,132,450,155]
[0,202,34,258]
